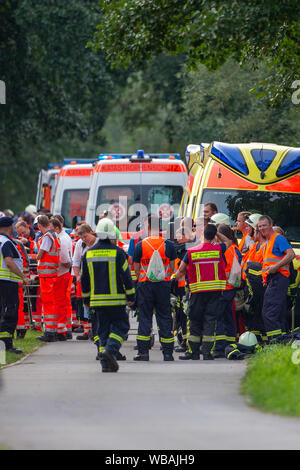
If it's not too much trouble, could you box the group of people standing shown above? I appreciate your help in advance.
[0,202,297,373]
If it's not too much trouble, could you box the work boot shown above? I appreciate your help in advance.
[101,351,119,372]
[179,352,200,360]
[76,333,89,340]
[115,351,126,361]
[174,345,186,353]
[134,353,149,361]
[65,332,73,340]
[203,354,214,360]
[213,351,225,359]
[56,333,67,341]
[163,353,174,361]
[37,333,57,342]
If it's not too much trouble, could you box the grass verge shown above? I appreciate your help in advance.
[0,330,43,369]
[241,344,300,417]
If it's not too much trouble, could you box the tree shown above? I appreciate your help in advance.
[0,0,127,211]
[93,0,300,103]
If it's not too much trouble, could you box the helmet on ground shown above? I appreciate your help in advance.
[245,213,262,229]
[210,213,231,226]
[96,217,117,240]
[238,331,258,347]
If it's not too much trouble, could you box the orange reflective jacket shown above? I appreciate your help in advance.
[225,244,242,290]
[37,231,60,278]
[138,236,172,282]
[262,233,290,280]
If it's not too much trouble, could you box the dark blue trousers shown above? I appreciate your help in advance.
[214,289,236,353]
[95,306,130,355]
[137,281,174,354]
[262,272,289,340]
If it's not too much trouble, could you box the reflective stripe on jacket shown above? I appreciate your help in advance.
[37,231,60,278]
[262,233,290,280]
[187,242,226,293]
[81,241,135,307]
[0,234,23,283]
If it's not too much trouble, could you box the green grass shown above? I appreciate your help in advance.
[242,344,300,416]
[0,330,44,369]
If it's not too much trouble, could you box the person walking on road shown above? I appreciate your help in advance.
[133,214,176,362]
[81,218,135,373]
[0,216,29,353]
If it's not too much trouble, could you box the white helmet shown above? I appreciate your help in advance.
[96,218,117,240]
[25,204,37,215]
[238,331,258,347]
[210,213,231,226]
[245,213,262,229]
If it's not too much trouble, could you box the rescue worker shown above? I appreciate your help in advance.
[236,211,253,253]
[213,223,243,357]
[133,214,176,361]
[175,223,227,360]
[15,220,36,254]
[240,214,266,342]
[81,218,135,373]
[36,215,60,342]
[49,217,72,340]
[203,202,218,224]
[258,215,295,342]
[0,216,28,353]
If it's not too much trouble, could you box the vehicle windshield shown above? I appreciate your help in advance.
[62,189,90,228]
[95,185,183,231]
[200,188,300,242]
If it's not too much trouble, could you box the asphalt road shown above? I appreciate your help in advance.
[0,322,300,450]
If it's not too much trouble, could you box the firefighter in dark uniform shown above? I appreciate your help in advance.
[133,214,176,362]
[0,216,29,353]
[175,224,227,360]
[81,218,135,373]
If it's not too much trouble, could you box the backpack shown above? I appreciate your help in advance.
[144,239,166,282]
[228,250,242,288]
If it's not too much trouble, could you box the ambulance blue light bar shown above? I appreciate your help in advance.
[98,152,181,161]
[62,158,97,165]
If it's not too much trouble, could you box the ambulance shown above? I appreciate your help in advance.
[180,141,300,245]
[179,141,300,320]
[85,150,187,239]
[52,160,95,228]
[35,163,62,212]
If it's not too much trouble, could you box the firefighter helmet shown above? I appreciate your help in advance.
[238,331,258,347]
[96,217,117,240]
[245,213,262,229]
[210,213,231,226]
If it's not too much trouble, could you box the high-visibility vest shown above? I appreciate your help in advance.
[172,258,185,287]
[224,244,242,290]
[37,231,60,278]
[0,234,23,283]
[262,233,290,281]
[138,236,172,282]
[187,243,226,293]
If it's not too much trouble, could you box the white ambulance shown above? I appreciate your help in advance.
[85,150,187,239]
[52,161,94,228]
